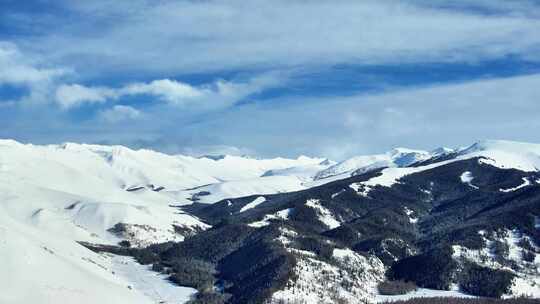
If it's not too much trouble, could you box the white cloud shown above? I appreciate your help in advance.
[53,72,284,109]
[0,45,284,110]
[13,1,540,75]
[99,105,141,123]
[55,84,117,109]
[169,73,540,158]
[0,42,69,106]
[121,73,282,106]
[3,1,540,157]
[2,73,540,159]
[0,42,67,85]
[122,79,204,104]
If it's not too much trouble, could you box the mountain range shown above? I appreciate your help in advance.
[1,139,539,304]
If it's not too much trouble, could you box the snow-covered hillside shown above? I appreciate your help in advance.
[2,138,540,304]
[0,139,325,304]
[315,140,540,184]
[459,140,540,171]
[315,147,440,180]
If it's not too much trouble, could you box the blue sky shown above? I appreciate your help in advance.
[1,0,540,159]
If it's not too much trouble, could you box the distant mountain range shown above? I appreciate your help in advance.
[1,139,539,304]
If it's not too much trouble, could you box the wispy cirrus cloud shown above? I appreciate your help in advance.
[0,42,67,86]
[147,72,539,159]
[6,0,540,77]
[0,40,285,115]
[0,42,69,106]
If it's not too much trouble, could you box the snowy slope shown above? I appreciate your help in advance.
[0,144,203,303]
[262,159,335,180]
[0,139,324,304]
[315,148,435,180]
[2,138,540,304]
[178,175,309,204]
[169,158,333,204]
[0,205,197,304]
[459,139,540,171]
[0,140,323,190]
[109,255,197,303]
[348,140,540,198]
[0,140,210,243]
[0,209,154,304]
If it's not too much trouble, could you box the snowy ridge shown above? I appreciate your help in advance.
[460,140,540,172]
[0,139,324,191]
[261,159,335,181]
[348,140,540,198]
[180,175,307,204]
[314,148,433,180]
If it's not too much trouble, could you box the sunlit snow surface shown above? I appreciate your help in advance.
[247,208,293,227]
[239,196,267,212]
[460,171,479,189]
[271,245,385,304]
[499,177,531,192]
[305,198,341,229]
[0,139,323,304]
[109,255,196,303]
[404,206,418,224]
[0,210,153,304]
[350,140,540,198]
[315,148,432,180]
[376,287,475,303]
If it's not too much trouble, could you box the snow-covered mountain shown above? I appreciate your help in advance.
[2,139,540,304]
[314,147,450,180]
[182,140,540,303]
[0,139,325,304]
[457,139,540,171]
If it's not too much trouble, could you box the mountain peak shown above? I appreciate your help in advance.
[198,154,227,161]
[0,138,24,147]
[430,146,455,156]
[388,147,428,156]
[462,139,540,155]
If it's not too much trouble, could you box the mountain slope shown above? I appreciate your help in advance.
[0,139,325,304]
[314,147,451,180]
[2,139,540,304]
[178,142,540,303]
